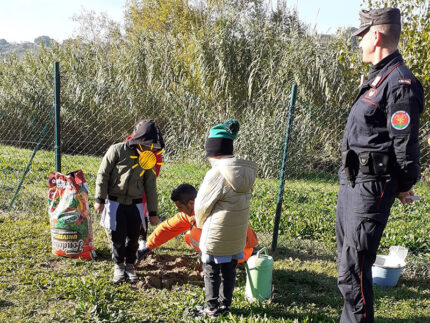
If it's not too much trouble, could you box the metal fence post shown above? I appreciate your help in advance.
[272,84,297,252]
[54,62,61,172]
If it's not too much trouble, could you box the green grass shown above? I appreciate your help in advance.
[0,145,429,322]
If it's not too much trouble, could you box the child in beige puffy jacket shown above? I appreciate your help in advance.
[194,119,257,318]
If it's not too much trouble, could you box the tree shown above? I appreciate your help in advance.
[125,0,202,37]
[34,36,55,46]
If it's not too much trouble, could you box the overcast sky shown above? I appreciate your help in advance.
[0,0,364,43]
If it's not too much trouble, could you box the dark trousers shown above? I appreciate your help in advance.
[336,179,397,323]
[203,260,238,310]
[111,204,142,265]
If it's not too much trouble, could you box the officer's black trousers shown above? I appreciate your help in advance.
[336,179,397,323]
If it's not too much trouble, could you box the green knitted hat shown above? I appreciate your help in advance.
[205,119,240,157]
[208,119,240,140]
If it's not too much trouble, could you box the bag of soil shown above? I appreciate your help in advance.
[48,170,95,260]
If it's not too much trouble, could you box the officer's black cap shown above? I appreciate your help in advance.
[352,8,401,37]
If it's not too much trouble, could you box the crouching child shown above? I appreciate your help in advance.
[194,119,257,318]
[139,183,258,264]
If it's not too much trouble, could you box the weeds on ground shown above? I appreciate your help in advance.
[0,146,429,321]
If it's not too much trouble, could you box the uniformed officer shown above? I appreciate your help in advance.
[336,8,424,323]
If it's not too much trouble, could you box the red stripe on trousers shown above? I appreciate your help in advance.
[377,181,387,210]
[361,254,367,320]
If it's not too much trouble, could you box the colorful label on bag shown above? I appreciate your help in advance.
[48,170,95,260]
[51,228,84,255]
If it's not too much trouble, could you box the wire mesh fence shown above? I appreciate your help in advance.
[1,67,429,251]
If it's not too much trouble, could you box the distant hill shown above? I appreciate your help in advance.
[0,36,56,58]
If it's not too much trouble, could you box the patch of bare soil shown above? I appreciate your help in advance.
[48,258,63,271]
[136,253,203,290]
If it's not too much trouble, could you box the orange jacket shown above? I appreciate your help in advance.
[147,212,258,263]
[147,212,195,249]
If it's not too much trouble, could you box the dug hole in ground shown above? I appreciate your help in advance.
[135,253,203,290]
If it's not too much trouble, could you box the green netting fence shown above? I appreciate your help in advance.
[0,63,429,253]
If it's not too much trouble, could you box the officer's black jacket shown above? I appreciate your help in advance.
[340,50,425,192]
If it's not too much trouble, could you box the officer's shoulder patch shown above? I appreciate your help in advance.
[398,78,411,85]
[391,110,410,130]
[371,75,382,87]
[365,88,378,100]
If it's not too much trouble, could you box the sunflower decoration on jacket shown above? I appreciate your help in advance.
[131,144,164,176]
